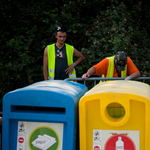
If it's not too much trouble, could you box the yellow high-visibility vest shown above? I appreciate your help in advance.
[100,56,127,82]
[47,43,76,80]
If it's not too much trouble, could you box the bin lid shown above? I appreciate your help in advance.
[3,80,88,102]
[84,80,150,98]
[25,80,87,97]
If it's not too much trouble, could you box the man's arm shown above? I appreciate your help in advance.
[82,67,96,80]
[125,57,141,80]
[125,72,140,80]
[65,48,85,74]
[73,48,85,66]
[43,47,48,80]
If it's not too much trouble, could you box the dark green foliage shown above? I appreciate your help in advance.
[81,1,150,73]
[0,0,150,111]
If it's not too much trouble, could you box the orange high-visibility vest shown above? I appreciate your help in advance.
[100,56,127,82]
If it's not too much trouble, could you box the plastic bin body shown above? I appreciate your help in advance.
[0,125,1,150]
[79,80,150,150]
[2,80,88,150]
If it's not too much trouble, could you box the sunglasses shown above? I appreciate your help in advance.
[56,49,63,58]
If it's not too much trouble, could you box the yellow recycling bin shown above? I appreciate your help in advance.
[79,80,150,150]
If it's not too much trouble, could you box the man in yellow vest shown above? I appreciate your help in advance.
[43,27,85,80]
[82,51,140,80]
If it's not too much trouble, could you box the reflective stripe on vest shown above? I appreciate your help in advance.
[47,43,76,80]
[69,73,76,78]
[106,56,127,77]
[100,56,127,82]
[48,76,54,80]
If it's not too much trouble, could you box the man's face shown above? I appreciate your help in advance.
[55,31,67,44]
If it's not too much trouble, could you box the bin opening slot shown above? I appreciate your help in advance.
[107,103,125,118]
[11,106,66,114]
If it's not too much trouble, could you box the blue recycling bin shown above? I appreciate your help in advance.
[2,80,88,150]
[0,124,1,150]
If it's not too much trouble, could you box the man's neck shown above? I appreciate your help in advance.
[56,42,65,49]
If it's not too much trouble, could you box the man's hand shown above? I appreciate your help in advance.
[125,75,132,80]
[65,64,74,74]
[82,73,90,80]
[82,67,96,80]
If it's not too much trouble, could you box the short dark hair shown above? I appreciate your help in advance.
[55,27,67,34]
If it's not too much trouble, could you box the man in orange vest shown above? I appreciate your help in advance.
[82,51,140,80]
[43,27,85,80]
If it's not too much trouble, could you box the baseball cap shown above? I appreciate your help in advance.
[55,27,67,34]
[115,51,127,71]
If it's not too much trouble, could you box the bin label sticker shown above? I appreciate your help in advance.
[17,121,63,150]
[17,135,25,150]
[93,130,139,150]
[18,122,26,134]
[31,134,56,149]
[93,130,101,142]
[93,144,101,150]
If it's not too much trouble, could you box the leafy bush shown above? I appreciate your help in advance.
[80,1,150,83]
[0,0,150,111]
